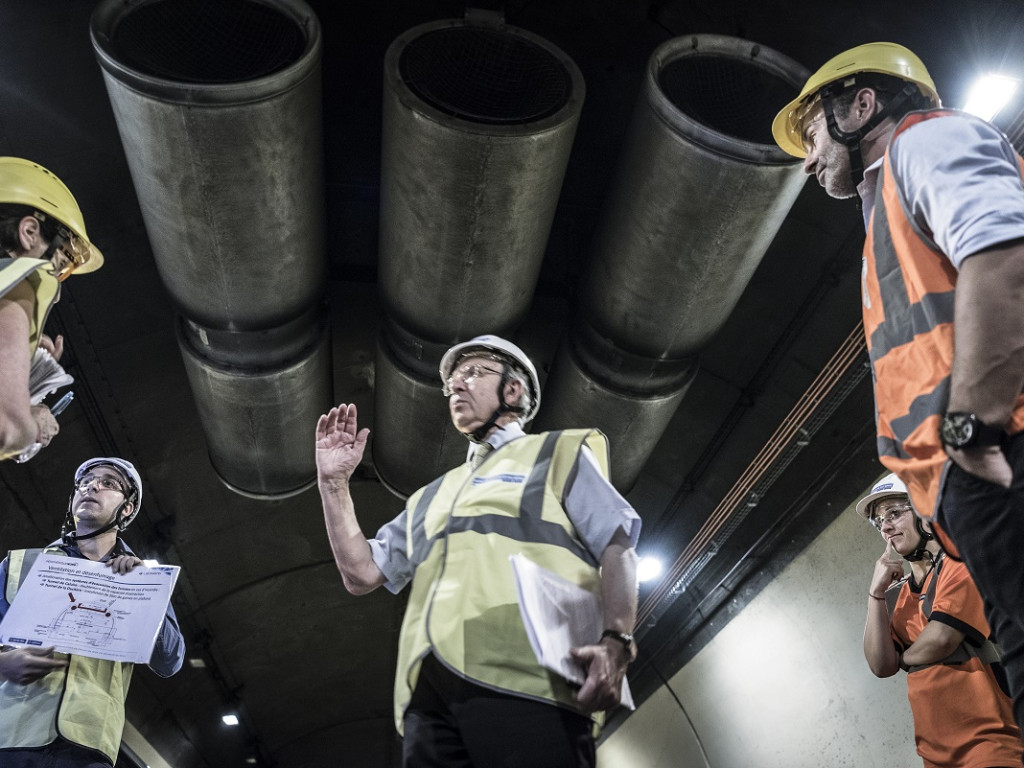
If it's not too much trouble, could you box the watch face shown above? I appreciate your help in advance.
[941,413,975,447]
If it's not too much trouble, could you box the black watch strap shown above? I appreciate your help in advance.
[601,629,636,662]
[940,411,1006,449]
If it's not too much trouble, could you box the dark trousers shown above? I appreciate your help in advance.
[0,740,110,768]
[937,432,1024,733]
[403,654,596,768]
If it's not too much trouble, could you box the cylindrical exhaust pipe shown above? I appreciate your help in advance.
[91,0,330,498]
[538,34,810,491]
[374,13,584,496]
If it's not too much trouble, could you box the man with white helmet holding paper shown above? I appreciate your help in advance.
[316,334,640,767]
[0,457,184,766]
[858,473,1020,767]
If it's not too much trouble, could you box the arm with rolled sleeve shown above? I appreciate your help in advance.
[565,447,641,713]
[893,115,1024,486]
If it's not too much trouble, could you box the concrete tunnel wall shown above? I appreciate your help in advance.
[598,487,918,768]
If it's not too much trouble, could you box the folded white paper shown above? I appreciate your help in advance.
[28,347,73,405]
[510,553,634,710]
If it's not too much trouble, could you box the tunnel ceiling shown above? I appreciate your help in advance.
[2,2,1023,767]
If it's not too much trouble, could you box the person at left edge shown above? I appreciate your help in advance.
[316,334,641,768]
[0,457,184,767]
[0,157,104,460]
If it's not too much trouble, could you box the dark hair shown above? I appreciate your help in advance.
[830,73,934,122]
[0,203,61,254]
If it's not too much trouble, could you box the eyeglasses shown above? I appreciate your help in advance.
[30,212,89,282]
[443,363,503,396]
[869,503,913,531]
[50,227,89,282]
[74,474,126,495]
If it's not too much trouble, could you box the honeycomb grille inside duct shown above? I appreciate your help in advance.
[398,27,573,125]
[109,0,306,83]
[659,53,797,145]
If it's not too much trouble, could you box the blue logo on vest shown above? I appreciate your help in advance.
[471,473,526,486]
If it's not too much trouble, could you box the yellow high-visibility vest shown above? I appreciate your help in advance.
[393,429,609,733]
[1,548,132,765]
[0,257,59,354]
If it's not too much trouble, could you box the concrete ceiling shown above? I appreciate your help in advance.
[1,1,1022,766]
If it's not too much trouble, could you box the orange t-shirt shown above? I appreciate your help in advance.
[891,558,1022,767]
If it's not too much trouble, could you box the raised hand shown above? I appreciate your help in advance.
[870,540,904,598]
[316,403,370,487]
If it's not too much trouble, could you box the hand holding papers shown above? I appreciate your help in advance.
[510,553,634,710]
[28,346,73,405]
[0,554,179,664]
[14,347,75,463]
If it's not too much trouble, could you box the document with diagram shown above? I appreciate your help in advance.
[510,553,635,710]
[0,554,179,663]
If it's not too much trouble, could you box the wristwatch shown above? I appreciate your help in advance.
[601,629,637,663]
[939,412,1005,449]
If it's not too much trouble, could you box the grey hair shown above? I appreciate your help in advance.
[503,366,533,424]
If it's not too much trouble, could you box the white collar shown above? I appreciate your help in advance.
[466,422,525,464]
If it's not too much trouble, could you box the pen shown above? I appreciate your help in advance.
[13,391,75,464]
[50,391,74,417]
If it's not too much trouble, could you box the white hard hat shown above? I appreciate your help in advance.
[439,334,541,422]
[74,456,143,529]
[855,472,907,519]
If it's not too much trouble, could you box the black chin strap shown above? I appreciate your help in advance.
[467,364,524,443]
[61,495,131,545]
[821,81,919,192]
[903,516,936,563]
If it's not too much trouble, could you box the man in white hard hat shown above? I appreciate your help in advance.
[773,42,1024,729]
[316,334,640,767]
[0,158,105,460]
[0,457,184,766]
[858,473,1021,767]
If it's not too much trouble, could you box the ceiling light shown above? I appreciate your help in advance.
[963,74,1019,121]
[245,759,257,765]
[636,556,663,583]
[188,657,206,668]
[222,714,239,726]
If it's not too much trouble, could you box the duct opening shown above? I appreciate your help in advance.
[659,53,798,145]
[398,26,573,124]
[105,0,307,83]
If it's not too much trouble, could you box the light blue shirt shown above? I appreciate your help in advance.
[859,111,1024,268]
[369,423,640,594]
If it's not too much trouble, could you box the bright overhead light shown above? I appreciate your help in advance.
[245,759,257,765]
[963,74,1019,121]
[636,556,664,583]
[222,714,239,726]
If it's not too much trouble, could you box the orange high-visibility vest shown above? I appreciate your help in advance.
[863,109,1024,529]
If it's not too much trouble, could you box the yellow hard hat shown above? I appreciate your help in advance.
[0,157,104,274]
[772,42,940,158]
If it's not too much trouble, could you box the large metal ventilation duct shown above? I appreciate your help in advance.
[375,13,584,496]
[91,0,329,499]
[536,34,810,490]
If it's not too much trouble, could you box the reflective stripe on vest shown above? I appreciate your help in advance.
[0,548,132,765]
[393,429,608,733]
[0,257,60,354]
[863,109,1024,517]
[886,554,1002,672]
